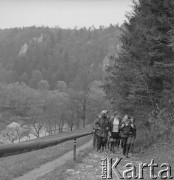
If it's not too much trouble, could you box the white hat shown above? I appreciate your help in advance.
[101,110,108,115]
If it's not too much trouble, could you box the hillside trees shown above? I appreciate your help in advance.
[87,80,111,123]
[25,107,45,138]
[45,91,69,134]
[0,25,116,141]
[1,126,19,143]
[70,67,93,128]
[56,81,67,92]
[104,0,174,144]
[0,79,110,142]
[30,70,42,89]
[1,123,30,143]
[38,80,50,91]
[0,25,121,89]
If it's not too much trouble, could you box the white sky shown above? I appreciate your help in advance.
[0,0,133,29]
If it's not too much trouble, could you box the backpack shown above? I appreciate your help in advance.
[121,123,131,137]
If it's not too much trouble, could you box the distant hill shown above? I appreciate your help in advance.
[0,25,121,89]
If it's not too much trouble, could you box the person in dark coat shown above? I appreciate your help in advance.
[92,114,101,149]
[120,116,135,158]
[129,117,136,155]
[120,114,128,148]
[94,110,109,152]
[108,111,121,152]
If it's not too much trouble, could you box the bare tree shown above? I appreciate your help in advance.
[1,127,18,143]
[25,107,46,138]
[45,91,69,134]
[66,110,76,131]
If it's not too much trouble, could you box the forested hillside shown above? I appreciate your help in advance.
[0,25,121,142]
[0,25,121,89]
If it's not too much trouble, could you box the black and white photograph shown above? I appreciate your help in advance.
[0,0,173,179]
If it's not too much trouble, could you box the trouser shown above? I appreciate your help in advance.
[93,133,97,148]
[129,136,135,153]
[97,135,107,151]
[117,137,121,148]
[122,136,132,157]
[121,139,124,148]
[122,137,127,156]
[110,132,120,150]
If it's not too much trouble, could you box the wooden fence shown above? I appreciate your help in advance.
[0,131,93,161]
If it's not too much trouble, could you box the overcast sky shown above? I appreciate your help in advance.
[0,0,133,29]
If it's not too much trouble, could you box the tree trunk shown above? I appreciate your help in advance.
[54,122,57,134]
[83,117,85,128]
[76,122,80,129]
[37,131,40,138]
[60,126,63,132]
[82,97,87,128]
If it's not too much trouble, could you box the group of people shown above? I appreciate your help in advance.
[92,110,136,158]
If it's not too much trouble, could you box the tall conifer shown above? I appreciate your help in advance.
[104,0,174,116]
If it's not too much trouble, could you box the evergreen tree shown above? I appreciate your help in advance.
[29,70,42,89]
[104,0,174,116]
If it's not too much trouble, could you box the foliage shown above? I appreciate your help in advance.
[0,25,121,89]
[56,81,67,92]
[25,107,45,138]
[0,25,116,142]
[38,80,50,91]
[104,0,174,145]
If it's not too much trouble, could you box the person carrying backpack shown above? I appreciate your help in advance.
[93,110,109,152]
[129,117,136,155]
[120,114,128,148]
[92,113,101,149]
[120,115,134,158]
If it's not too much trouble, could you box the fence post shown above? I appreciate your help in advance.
[73,138,76,161]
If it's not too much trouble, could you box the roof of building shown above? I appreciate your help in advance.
[7,122,20,128]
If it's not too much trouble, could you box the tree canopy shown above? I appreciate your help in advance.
[0,25,121,90]
[104,0,174,144]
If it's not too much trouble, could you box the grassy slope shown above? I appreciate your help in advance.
[132,128,174,179]
[137,138,174,179]
[37,147,93,180]
[0,127,92,180]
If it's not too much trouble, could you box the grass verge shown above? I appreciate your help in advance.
[37,147,93,180]
[137,138,174,180]
[0,127,92,180]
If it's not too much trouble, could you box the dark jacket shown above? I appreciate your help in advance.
[109,116,122,133]
[93,116,109,137]
[120,121,136,137]
[131,124,137,137]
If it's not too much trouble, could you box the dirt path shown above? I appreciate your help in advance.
[13,139,93,180]
[63,149,147,180]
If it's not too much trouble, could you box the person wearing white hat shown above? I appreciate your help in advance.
[92,113,101,149]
